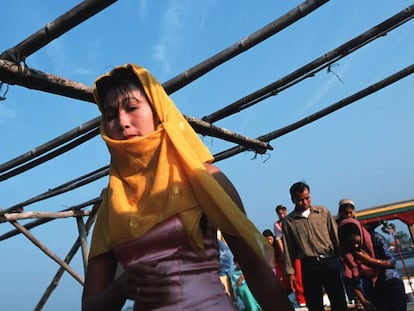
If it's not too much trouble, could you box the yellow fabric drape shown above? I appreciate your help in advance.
[89,64,272,266]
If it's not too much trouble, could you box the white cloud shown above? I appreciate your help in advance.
[0,103,16,124]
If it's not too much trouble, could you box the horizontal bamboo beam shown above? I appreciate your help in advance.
[0,197,101,240]
[202,3,414,123]
[0,0,118,62]
[0,210,89,223]
[213,63,414,161]
[163,0,329,93]
[10,220,84,285]
[35,200,100,310]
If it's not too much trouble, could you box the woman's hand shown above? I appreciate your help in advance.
[121,261,171,303]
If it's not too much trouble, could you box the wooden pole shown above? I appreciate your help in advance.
[202,3,414,123]
[214,63,414,161]
[0,197,101,240]
[0,210,89,223]
[76,216,89,272]
[1,0,118,62]
[9,220,84,285]
[34,199,100,311]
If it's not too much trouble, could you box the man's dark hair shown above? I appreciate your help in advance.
[289,181,310,199]
[262,229,274,238]
[275,204,287,213]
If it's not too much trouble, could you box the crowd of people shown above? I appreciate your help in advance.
[81,63,407,311]
[261,183,407,311]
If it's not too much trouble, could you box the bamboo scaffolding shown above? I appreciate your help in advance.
[0,167,107,216]
[0,116,100,174]
[0,0,118,62]
[162,0,329,93]
[0,0,328,161]
[10,220,84,285]
[0,197,101,241]
[0,128,99,182]
[0,60,270,154]
[34,200,100,311]
[0,210,89,223]
[214,63,414,162]
[202,3,414,123]
[76,216,89,271]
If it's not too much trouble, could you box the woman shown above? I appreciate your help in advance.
[338,218,407,311]
[82,64,293,311]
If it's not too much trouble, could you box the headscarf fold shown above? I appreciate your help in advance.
[89,64,272,267]
[338,218,378,284]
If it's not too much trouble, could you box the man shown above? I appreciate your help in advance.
[282,182,347,311]
[274,205,306,307]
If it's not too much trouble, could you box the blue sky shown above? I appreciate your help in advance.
[1,1,414,310]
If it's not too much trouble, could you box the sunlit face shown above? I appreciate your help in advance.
[102,82,159,140]
[339,206,356,220]
[277,209,287,220]
[266,236,275,245]
[292,188,311,211]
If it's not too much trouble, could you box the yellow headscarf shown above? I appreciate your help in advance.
[89,64,272,266]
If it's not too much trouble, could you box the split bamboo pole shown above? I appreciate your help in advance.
[0,0,118,62]
[162,0,330,93]
[202,3,414,123]
[0,165,107,215]
[76,216,89,272]
[0,210,89,223]
[214,63,414,161]
[0,60,270,155]
[0,116,100,174]
[9,220,84,285]
[0,128,99,182]
[0,197,101,241]
[34,200,100,311]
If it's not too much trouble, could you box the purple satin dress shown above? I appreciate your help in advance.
[114,216,237,311]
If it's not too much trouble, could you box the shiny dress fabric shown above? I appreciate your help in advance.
[114,216,237,311]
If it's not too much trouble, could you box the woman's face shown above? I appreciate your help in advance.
[102,82,159,140]
[343,233,362,252]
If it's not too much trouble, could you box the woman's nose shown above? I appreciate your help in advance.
[118,110,130,130]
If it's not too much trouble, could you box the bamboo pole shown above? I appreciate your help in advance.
[0,0,118,62]
[214,63,414,162]
[0,116,100,174]
[0,128,99,182]
[0,197,101,241]
[0,168,108,216]
[0,210,89,223]
[35,200,100,311]
[202,3,414,123]
[162,0,330,93]
[76,216,89,272]
[9,220,84,285]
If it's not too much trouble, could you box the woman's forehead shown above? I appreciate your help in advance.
[103,83,144,106]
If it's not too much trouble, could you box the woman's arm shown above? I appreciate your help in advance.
[82,251,127,311]
[354,250,395,269]
[82,251,170,311]
[206,163,294,311]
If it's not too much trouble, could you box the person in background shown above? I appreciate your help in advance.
[336,199,363,310]
[81,64,293,311]
[218,230,235,300]
[282,181,348,311]
[274,204,306,308]
[337,199,357,223]
[338,218,407,311]
[230,260,263,311]
[262,229,290,294]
